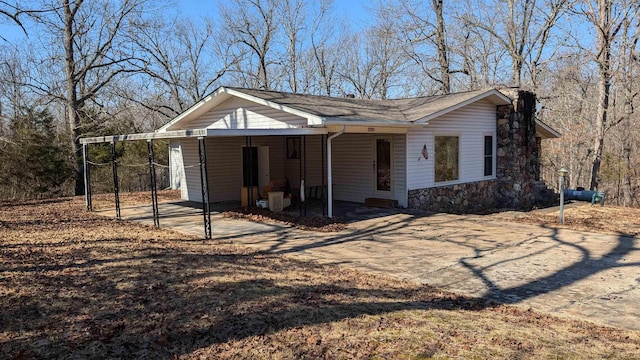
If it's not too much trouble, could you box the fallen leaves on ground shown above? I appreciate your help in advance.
[2,197,640,359]
[495,203,640,237]
[222,207,346,232]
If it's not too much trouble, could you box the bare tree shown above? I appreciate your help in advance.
[338,24,408,100]
[0,1,30,38]
[390,0,462,94]
[22,0,147,195]
[304,1,339,96]
[539,55,597,189]
[129,16,237,117]
[613,5,640,205]
[575,0,629,191]
[278,0,305,93]
[219,0,281,90]
[459,0,570,89]
[454,23,509,89]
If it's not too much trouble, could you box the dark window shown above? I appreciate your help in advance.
[435,136,459,182]
[484,135,493,176]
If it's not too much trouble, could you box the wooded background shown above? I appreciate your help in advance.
[0,0,638,207]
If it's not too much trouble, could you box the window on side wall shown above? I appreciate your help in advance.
[484,135,493,177]
[435,136,459,182]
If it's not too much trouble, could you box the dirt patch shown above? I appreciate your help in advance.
[2,197,640,359]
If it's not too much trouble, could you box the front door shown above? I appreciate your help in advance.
[374,137,392,195]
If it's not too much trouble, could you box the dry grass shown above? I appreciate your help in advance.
[495,203,640,237]
[90,189,183,211]
[2,196,640,359]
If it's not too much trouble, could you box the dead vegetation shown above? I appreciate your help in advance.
[2,196,640,359]
[494,203,640,237]
[222,206,346,232]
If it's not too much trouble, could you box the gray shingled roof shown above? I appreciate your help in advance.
[227,87,505,123]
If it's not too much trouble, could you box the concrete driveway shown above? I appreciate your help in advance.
[107,203,640,331]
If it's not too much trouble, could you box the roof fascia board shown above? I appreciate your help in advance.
[535,119,562,139]
[157,87,230,132]
[324,117,415,127]
[80,127,330,144]
[206,128,327,136]
[414,90,512,124]
[81,129,209,144]
[225,88,326,126]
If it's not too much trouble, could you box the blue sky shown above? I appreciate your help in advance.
[0,0,371,43]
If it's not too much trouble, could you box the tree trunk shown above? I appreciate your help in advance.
[590,0,611,192]
[432,0,450,94]
[512,57,522,88]
[623,143,632,206]
[62,0,84,196]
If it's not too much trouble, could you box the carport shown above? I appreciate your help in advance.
[80,127,339,239]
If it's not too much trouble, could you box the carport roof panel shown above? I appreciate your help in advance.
[80,128,328,144]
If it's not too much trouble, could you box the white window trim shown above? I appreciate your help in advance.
[373,135,394,195]
[482,132,497,180]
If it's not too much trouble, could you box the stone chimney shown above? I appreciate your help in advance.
[495,89,539,210]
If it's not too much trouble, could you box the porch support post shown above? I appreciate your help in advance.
[327,128,345,218]
[303,135,307,216]
[198,136,212,239]
[321,134,325,217]
[299,136,303,217]
[147,139,160,228]
[83,143,92,211]
[249,136,254,205]
[110,141,121,220]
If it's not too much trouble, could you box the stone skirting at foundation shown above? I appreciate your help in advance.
[408,180,498,213]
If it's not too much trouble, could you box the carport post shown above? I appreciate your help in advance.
[82,143,92,211]
[303,135,307,216]
[198,137,212,239]
[299,136,303,217]
[147,140,160,228]
[321,134,326,217]
[110,141,121,220]
[327,128,345,218]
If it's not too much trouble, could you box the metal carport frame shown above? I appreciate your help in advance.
[80,127,328,239]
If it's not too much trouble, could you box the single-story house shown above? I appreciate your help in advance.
[81,86,559,226]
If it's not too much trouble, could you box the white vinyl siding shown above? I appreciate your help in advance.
[407,99,496,190]
[393,133,407,207]
[173,97,307,130]
[332,134,373,203]
[169,139,183,191]
[331,133,406,206]
[176,136,288,203]
[284,135,326,190]
[180,138,202,202]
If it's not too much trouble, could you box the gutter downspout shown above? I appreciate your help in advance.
[327,126,345,218]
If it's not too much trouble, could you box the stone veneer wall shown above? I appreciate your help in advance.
[495,90,539,210]
[408,180,498,213]
[407,89,540,213]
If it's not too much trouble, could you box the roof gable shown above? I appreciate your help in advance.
[158,86,513,132]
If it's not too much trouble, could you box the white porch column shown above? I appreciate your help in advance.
[327,128,345,218]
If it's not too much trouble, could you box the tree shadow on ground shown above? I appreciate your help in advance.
[458,225,640,305]
[0,202,484,359]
